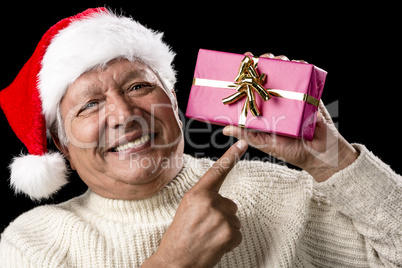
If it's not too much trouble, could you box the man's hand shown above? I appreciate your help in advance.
[143,140,248,268]
[223,53,359,182]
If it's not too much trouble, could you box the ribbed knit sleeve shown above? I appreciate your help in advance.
[314,144,402,267]
[0,206,71,267]
[0,239,36,268]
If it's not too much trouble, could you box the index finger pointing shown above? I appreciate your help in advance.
[194,139,248,192]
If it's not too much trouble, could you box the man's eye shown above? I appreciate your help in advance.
[129,83,154,92]
[78,101,98,114]
[131,84,144,90]
[85,102,97,108]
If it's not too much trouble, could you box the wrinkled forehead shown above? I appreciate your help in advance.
[77,59,160,87]
[64,59,159,96]
[94,58,155,74]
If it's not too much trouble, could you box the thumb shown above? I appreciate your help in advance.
[194,139,248,192]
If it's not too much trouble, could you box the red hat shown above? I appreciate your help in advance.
[0,8,176,200]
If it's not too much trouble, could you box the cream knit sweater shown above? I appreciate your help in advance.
[1,144,401,267]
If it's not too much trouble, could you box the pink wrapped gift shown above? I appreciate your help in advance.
[185,49,327,141]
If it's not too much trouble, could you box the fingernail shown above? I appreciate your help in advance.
[262,53,274,58]
[236,139,247,150]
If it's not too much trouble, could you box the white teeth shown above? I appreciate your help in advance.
[114,134,151,152]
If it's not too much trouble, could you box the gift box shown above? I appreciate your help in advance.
[185,49,327,141]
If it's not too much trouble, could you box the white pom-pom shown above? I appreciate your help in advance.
[9,152,68,200]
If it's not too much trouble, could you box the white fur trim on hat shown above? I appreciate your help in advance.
[38,9,176,130]
[10,152,68,200]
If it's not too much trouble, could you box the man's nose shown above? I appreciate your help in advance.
[105,94,143,130]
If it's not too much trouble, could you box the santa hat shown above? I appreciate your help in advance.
[0,7,177,200]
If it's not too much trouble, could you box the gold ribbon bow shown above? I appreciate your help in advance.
[222,56,269,126]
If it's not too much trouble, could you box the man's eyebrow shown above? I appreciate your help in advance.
[120,69,150,82]
[76,85,104,100]
[73,69,153,101]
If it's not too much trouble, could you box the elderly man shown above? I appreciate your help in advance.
[0,8,401,268]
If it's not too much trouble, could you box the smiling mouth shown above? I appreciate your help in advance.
[111,134,153,152]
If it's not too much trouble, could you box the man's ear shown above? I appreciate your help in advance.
[50,132,76,170]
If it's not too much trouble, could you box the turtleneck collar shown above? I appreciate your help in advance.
[70,154,208,224]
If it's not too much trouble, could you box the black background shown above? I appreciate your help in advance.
[0,2,400,233]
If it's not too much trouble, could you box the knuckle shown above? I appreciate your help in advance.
[209,163,226,179]
[183,190,212,211]
[229,202,239,214]
[222,222,238,239]
[212,213,227,229]
[221,227,243,252]
[220,224,233,242]
[233,230,243,248]
[222,197,238,213]
[234,229,243,243]
[185,189,210,204]
[232,215,242,230]
[183,189,198,202]
[211,156,233,175]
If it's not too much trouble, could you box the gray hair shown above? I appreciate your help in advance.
[50,103,69,148]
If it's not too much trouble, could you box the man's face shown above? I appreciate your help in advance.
[58,59,184,200]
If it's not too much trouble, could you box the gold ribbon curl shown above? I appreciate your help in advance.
[222,56,270,126]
